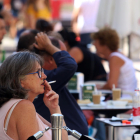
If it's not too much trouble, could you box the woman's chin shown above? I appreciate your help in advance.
[39,89,45,94]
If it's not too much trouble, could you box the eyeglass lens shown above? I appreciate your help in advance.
[39,68,44,78]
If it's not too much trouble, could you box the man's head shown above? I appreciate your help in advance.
[36,19,53,33]
[17,29,39,52]
[34,36,62,70]
[47,31,66,51]
[17,30,66,71]
[0,15,6,44]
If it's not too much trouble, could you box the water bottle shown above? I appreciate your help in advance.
[1,50,5,63]
[132,88,140,123]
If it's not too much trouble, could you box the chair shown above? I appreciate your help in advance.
[68,135,95,140]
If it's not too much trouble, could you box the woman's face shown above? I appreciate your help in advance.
[93,39,106,55]
[20,62,47,97]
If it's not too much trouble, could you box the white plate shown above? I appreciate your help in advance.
[78,103,89,106]
[98,89,112,94]
[87,102,105,107]
[106,100,128,107]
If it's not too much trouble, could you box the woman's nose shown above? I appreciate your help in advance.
[42,72,47,79]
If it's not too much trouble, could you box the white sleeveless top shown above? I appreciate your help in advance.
[109,52,137,91]
[0,99,51,140]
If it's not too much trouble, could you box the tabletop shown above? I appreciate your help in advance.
[79,102,132,117]
[96,118,140,127]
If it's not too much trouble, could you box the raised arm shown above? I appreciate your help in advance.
[34,32,60,54]
[35,32,77,92]
[71,3,81,36]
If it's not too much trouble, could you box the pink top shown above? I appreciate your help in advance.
[0,98,51,140]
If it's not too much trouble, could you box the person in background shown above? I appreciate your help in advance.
[17,29,38,51]
[72,0,100,45]
[91,28,137,91]
[0,51,68,140]
[25,0,52,29]
[0,14,6,44]
[59,28,107,82]
[36,19,53,33]
[17,31,89,135]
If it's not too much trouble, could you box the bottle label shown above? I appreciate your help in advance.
[133,107,139,116]
[138,107,140,116]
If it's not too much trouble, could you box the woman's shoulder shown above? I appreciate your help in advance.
[14,100,36,117]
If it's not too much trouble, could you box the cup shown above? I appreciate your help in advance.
[134,134,140,140]
[112,88,121,100]
[93,94,101,104]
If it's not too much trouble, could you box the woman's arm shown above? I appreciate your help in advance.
[69,47,83,63]
[43,80,68,140]
[101,56,124,89]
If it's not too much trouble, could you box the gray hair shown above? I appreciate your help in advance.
[0,51,43,107]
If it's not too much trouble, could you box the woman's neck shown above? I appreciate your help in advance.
[27,94,36,102]
[106,51,119,60]
[36,0,45,9]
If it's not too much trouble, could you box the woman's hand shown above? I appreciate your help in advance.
[43,80,60,114]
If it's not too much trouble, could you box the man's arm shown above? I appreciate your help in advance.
[46,51,77,92]
[35,32,77,92]
[34,32,60,54]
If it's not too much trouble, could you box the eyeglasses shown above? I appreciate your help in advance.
[26,68,44,78]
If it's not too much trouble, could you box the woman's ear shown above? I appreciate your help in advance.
[47,56,54,64]
[20,79,25,88]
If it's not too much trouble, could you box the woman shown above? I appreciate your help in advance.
[25,0,52,29]
[91,28,137,91]
[59,28,107,82]
[0,51,68,140]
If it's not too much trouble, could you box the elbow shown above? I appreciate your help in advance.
[108,82,118,90]
[70,63,78,73]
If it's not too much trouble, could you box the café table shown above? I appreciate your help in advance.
[79,102,132,117]
[96,118,140,140]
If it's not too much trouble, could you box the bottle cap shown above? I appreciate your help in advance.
[135,88,139,91]
[122,120,131,124]
[125,121,131,124]
[122,120,127,124]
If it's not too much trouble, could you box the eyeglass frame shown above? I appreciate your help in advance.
[26,68,44,78]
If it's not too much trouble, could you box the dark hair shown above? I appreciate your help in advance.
[36,19,53,33]
[17,29,39,52]
[58,28,78,48]
[0,51,43,107]
[91,28,119,51]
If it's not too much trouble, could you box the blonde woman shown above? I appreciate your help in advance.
[26,0,52,29]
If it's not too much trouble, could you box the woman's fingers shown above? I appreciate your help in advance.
[45,90,58,99]
[44,80,52,91]
[48,93,59,101]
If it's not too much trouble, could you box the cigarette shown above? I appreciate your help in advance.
[48,80,56,84]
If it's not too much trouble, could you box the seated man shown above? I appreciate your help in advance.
[17,30,88,135]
